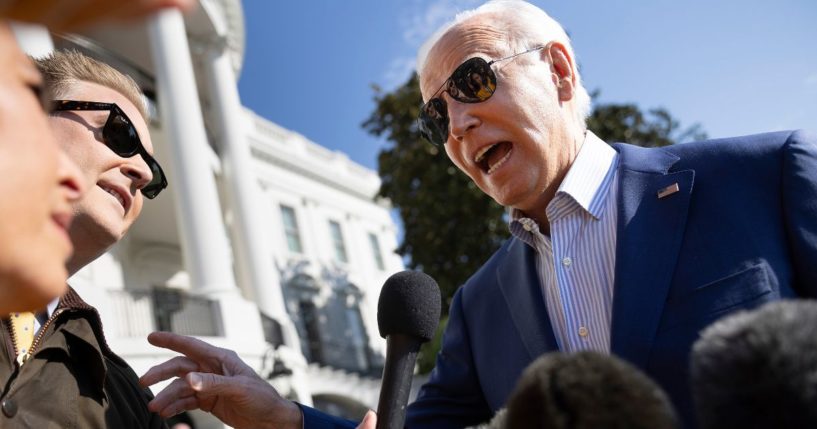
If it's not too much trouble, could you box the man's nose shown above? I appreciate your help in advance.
[57,150,85,203]
[122,156,154,191]
[446,97,481,142]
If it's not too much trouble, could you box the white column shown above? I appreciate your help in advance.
[199,35,301,350]
[146,10,237,295]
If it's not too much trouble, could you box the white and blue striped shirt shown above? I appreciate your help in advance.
[510,131,619,353]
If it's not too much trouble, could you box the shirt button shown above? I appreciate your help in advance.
[523,223,532,231]
[578,326,589,337]
[562,257,572,267]
[2,398,18,417]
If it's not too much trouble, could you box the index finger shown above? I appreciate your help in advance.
[139,355,199,387]
[147,331,225,363]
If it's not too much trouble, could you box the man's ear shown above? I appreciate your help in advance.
[545,42,575,102]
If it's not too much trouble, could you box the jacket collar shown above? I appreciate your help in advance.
[609,143,694,368]
[57,287,117,360]
[495,143,695,367]
[496,238,559,359]
[30,287,117,392]
[0,287,112,396]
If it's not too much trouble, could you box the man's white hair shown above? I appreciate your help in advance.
[416,0,591,129]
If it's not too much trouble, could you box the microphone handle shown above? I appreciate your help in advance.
[376,335,421,429]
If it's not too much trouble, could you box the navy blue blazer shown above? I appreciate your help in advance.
[304,130,817,429]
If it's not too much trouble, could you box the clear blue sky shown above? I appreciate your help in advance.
[238,0,817,171]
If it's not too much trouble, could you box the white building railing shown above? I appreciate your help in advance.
[107,290,155,338]
[106,289,223,338]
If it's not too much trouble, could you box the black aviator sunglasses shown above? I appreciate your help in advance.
[53,100,167,199]
[417,44,550,147]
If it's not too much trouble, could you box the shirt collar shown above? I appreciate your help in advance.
[46,298,59,317]
[509,131,618,240]
[553,130,618,219]
[34,298,60,326]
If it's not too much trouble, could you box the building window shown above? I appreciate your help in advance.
[299,301,324,364]
[368,233,385,270]
[329,220,348,263]
[345,306,370,371]
[280,205,303,253]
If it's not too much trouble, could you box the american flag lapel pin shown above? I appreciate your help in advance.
[657,183,680,199]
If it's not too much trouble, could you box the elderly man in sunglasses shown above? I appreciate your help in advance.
[136,1,817,429]
[0,50,167,428]
[412,2,816,429]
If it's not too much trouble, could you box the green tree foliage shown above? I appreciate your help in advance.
[364,75,706,373]
[587,91,707,146]
[416,316,447,374]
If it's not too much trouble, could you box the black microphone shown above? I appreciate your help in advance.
[376,271,441,429]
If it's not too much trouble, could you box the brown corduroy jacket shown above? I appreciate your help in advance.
[0,287,167,428]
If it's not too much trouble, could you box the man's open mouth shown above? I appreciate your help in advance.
[474,141,513,174]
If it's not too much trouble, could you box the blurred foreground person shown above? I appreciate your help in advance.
[0,23,83,314]
[0,0,191,314]
[0,0,195,32]
[0,50,167,427]
[691,300,817,429]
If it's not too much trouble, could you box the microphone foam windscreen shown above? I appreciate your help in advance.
[377,270,441,342]
[691,299,817,429]
[505,351,679,429]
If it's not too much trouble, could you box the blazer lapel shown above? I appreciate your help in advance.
[610,144,694,368]
[496,238,559,360]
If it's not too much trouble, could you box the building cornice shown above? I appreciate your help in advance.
[246,109,391,208]
[198,0,245,76]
